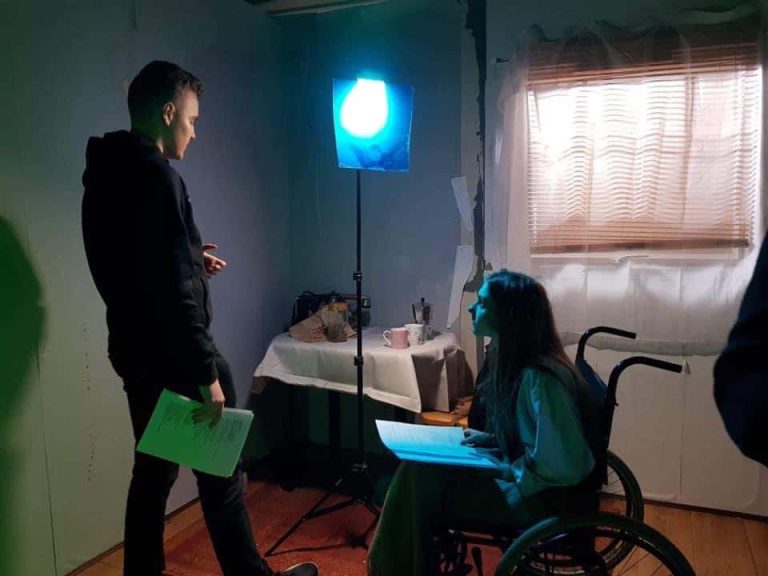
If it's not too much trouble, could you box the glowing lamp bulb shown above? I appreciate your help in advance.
[340,79,389,138]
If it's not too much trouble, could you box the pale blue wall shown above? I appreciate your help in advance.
[284,1,465,332]
[0,1,293,573]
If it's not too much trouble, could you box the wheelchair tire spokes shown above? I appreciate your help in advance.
[589,451,644,567]
[500,514,694,576]
[519,528,679,576]
[600,451,644,523]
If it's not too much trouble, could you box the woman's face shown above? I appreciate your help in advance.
[468,282,498,338]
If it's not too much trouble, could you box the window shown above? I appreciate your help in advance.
[525,31,762,254]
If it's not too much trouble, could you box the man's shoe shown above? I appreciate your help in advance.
[277,561,319,576]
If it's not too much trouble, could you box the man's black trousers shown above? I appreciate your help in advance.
[122,353,271,576]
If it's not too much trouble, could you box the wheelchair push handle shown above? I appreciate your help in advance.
[576,326,637,362]
[608,356,683,389]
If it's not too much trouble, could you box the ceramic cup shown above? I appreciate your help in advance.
[383,327,409,349]
[404,323,425,347]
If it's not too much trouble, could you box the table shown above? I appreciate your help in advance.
[253,327,466,413]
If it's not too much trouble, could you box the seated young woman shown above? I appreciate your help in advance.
[367,269,603,576]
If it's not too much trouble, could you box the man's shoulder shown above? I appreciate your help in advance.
[139,155,183,195]
[143,154,179,180]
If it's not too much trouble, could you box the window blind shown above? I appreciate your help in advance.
[526,30,762,253]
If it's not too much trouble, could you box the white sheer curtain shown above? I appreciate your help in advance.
[487,7,765,355]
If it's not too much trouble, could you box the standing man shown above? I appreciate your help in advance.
[82,60,318,576]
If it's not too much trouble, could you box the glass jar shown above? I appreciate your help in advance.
[326,302,348,342]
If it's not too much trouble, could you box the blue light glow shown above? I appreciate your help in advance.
[340,79,389,138]
[333,77,414,172]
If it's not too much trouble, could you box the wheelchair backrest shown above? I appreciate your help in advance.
[575,326,684,482]
[575,327,635,456]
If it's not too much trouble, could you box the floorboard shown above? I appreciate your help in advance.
[68,482,768,576]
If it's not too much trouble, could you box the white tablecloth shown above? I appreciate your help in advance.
[252,327,465,413]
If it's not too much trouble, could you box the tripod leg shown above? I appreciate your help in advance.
[364,501,380,516]
[362,513,380,540]
[265,467,380,556]
[347,512,380,549]
[264,486,338,556]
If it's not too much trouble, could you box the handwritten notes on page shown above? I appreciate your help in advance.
[137,389,254,477]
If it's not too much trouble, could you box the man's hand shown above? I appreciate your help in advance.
[202,243,227,278]
[193,379,225,427]
[460,428,497,448]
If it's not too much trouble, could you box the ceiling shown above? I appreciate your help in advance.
[244,0,388,17]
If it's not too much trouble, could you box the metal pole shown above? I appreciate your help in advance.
[354,169,364,461]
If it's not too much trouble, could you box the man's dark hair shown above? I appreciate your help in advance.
[128,60,203,124]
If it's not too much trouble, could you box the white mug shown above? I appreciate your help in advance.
[404,323,425,347]
[383,327,409,349]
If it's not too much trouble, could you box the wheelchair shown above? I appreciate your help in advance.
[435,326,695,576]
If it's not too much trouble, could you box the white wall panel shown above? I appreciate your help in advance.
[564,345,768,515]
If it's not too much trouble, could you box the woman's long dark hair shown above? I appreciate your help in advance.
[483,270,588,455]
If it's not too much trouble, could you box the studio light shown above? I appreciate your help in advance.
[333,77,414,172]
[340,79,388,137]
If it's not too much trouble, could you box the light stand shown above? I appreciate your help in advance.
[265,169,378,556]
[266,78,413,557]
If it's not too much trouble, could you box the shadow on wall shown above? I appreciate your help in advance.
[0,216,46,576]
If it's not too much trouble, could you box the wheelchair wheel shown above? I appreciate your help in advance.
[591,450,645,566]
[496,513,695,576]
[601,451,643,522]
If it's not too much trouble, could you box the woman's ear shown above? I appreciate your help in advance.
[162,101,176,127]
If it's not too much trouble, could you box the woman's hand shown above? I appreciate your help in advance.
[461,429,509,478]
[477,451,510,479]
[460,428,496,448]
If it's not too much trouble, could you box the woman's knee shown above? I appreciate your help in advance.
[397,461,448,482]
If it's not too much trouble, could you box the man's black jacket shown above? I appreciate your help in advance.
[82,130,217,394]
[714,233,768,467]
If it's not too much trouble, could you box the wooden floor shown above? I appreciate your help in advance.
[72,484,768,576]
